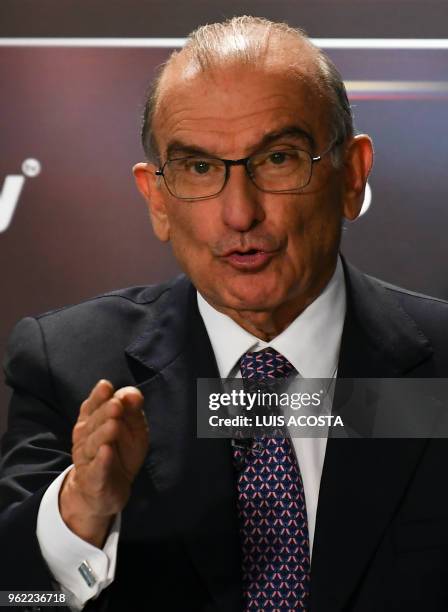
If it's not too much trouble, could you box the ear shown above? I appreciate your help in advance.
[342,134,374,221]
[132,162,171,242]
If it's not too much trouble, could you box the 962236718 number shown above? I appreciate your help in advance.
[1,592,67,606]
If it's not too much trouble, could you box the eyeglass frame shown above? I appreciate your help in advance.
[154,137,344,201]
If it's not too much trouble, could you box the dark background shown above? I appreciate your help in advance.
[1,0,448,38]
[1,1,448,435]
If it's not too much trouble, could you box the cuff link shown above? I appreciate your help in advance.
[78,560,97,587]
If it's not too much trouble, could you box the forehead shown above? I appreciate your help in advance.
[154,62,330,158]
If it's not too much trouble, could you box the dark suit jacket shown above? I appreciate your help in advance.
[2,259,448,611]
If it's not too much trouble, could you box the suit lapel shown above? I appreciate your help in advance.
[310,260,434,611]
[122,262,436,611]
[125,277,242,610]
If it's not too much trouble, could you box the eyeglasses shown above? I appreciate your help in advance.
[155,139,341,201]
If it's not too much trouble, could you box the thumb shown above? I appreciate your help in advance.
[114,386,144,408]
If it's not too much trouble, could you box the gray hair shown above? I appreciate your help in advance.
[141,16,354,164]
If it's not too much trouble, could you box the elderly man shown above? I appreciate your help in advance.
[2,15,448,612]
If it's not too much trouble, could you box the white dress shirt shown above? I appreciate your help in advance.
[36,467,121,610]
[197,256,346,554]
[36,257,346,610]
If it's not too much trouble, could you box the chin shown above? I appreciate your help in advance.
[218,281,285,313]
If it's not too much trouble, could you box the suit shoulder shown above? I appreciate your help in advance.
[376,278,448,315]
[378,279,448,308]
[34,277,181,323]
[3,275,189,405]
[369,275,448,341]
[6,276,188,355]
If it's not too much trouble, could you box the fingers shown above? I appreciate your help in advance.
[83,389,144,438]
[77,382,142,433]
[114,387,145,433]
[82,418,123,463]
[69,382,149,521]
[114,386,143,402]
[89,444,115,490]
[83,398,124,436]
[80,401,147,463]
[74,396,122,448]
[80,380,115,419]
[73,381,147,467]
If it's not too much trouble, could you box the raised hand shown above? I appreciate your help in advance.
[59,380,149,547]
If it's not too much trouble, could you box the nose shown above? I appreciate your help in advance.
[220,165,265,232]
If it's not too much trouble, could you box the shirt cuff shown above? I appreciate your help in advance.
[36,465,121,610]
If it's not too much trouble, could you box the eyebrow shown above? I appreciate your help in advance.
[164,125,315,161]
[166,142,212,159]
[257,126,315,152]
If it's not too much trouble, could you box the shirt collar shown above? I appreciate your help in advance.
[197,256,346,378]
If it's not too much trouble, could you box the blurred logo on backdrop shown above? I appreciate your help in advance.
[0,158,41,233]
[0,159,369,234]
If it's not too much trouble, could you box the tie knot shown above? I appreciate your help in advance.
[239,347,296,380]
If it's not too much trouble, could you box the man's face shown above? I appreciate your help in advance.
[135,60,370,335]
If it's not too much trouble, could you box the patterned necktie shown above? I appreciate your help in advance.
[234,347,310,610]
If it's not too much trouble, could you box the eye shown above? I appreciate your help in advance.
[268,151,288,165]
[191,160,211,174]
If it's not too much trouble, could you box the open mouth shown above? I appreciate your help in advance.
[234,249,260,256]
[223,248,276,270]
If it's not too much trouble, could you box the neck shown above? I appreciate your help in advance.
[209,265,337,341]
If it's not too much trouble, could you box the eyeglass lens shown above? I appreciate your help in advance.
[163,149,313,199]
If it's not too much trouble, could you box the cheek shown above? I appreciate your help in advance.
[283,196,343,266]
[312,197,344,249]
[166,205,216,270]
